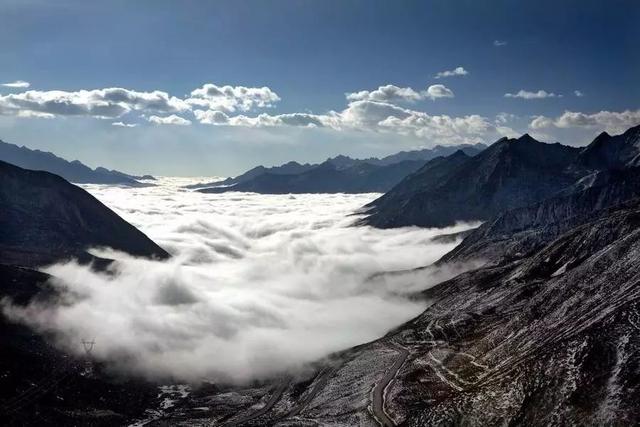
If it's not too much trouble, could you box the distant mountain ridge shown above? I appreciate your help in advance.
[190,143,486,194]
[362,126,640,228]
[0,139,154,185]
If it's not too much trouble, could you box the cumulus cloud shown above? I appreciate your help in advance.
[529,109,640,134]
[1,180,479,383]
[186,84,280,113]
[2,80,30,88]
[195,98,505,146]
[505,89,561,99]
[495,112,517,124]
[434,66,468,79]
[148,114,192,126]
[574,90,584,97]
[112,121,137,127]
[346,85,425,103]
[195,110,326,128]
[425,84,455,100]
[345,84,454,103]
[0,88,190,119]
[494,40,507,46]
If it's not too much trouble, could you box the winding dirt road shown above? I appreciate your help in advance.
[220,381,288,427]
[371,343,409,427]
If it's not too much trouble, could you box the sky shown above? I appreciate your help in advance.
[0,0,638,176]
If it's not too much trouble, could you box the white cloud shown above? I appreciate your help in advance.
[425,84,454,100]
[112,121,137,128]
[148,114,192,126]
[494,40,507,46]
[2,80,30,88]
[0,83,279,121]
[346,84,454,103]
[346,85,425,103]
[505,89,561,99]
[528,110,640,134]
[0,88,190,119]
[1,183,479,383]
[186,84,280,113]
[574,90,584,97]
[16,110,54,119]
[195,97,505,146]
[435,66,468,79]
[529,115,555,130]
[495,112,517,124]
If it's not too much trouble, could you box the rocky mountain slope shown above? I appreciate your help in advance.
[190,143,485,194]
[0,163,170,425]
[363,134,582,228]
[0,139,152,185]
[0,160,168,267]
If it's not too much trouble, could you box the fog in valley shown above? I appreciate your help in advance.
[2,178,479,383]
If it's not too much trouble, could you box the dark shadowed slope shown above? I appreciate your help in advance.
[0,160,168,267]
[363,127,640,229]
[442,165,640,265]
[0,139,152,185]
[364,134,581,228]
[575,125,640,170]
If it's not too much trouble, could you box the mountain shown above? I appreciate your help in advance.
[0,160,168,267]
[185,160,315,190]
[442,165,640,265]
[374,143,487,166]
[0,161,170,425]
[575,125,640,170]
[187,143,486,193]
[0,139,153,185]
[363,134,582,228]
[198,159,427,194]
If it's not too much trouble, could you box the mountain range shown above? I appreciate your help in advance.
[190,143,486,194]
[0,139,154,185]
[362,125,640,228]
[1,126,640,425]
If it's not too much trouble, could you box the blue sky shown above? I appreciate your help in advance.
[0,0,638,175]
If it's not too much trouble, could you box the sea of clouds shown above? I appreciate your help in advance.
[3,177,478,384]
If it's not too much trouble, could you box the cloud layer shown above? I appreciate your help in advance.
[530,109,640,134]
[2,179,478,383]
